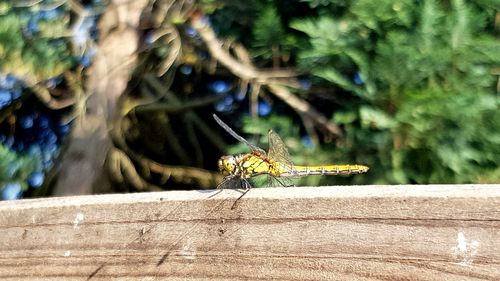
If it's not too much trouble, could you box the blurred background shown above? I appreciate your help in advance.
[0,0,499,200]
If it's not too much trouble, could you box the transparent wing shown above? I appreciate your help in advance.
[267,129,298,176]
[268,174,297,187]
[213,114,266,156]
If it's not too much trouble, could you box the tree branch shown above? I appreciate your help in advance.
[189,13,343,138]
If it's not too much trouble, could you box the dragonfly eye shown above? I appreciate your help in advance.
[218,156,236,175]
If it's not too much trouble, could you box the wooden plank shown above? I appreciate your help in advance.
[0,184,499,280]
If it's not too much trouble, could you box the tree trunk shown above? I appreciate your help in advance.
[53,0,149,195]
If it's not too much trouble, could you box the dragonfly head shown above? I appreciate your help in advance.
[218,155,237,176]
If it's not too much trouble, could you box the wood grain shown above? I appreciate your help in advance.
[0,185,499,280]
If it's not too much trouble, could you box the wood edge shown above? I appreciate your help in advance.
[0,184,498,211]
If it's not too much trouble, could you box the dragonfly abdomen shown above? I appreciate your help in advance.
[287,164,369,176]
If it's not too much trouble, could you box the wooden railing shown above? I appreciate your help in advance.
[1,185,499,280]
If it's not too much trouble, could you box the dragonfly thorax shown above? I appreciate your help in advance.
[218,153,272,178]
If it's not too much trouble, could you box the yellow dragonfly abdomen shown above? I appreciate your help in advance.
[289,164,369,176]
[270,162,369,177]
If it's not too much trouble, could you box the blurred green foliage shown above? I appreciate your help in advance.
[0,1,79,198]
[211,0,500,184]
[0,143,39,194]
[0,3,73,83]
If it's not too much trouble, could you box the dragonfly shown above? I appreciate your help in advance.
[213,114,369,190]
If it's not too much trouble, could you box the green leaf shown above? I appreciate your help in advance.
[333,110,358,124]
[360,106,396,129]
[252,5,285,59]
[315,68,357,90]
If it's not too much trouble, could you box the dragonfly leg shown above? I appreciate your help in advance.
[241,178,252,191]
[216,176,237,189]
[231,179,251,210]
[216,179,226,189]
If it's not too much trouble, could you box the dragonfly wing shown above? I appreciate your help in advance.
[267,129,298,176]
[213,114,267,156]
[268,174,297,187]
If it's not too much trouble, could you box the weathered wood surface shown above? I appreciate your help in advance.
[0,185,499,280]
